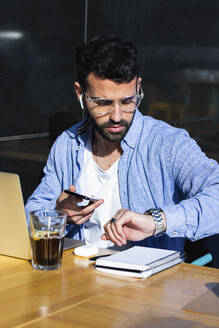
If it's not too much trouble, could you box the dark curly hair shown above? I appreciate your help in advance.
[76,35,140,91]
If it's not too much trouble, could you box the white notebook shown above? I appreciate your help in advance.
[95,246,184,278]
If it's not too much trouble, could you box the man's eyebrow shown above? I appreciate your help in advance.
[88,93,137,100]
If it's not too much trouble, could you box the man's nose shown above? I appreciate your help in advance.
[109,101,122,122]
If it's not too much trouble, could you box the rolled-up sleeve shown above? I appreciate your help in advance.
[163,131,219,241]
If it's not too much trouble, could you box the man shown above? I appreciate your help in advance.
[25,35,219,252]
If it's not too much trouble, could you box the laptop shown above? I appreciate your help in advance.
[0,172,84,260]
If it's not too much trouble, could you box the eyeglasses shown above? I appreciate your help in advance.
[84,85,144,116]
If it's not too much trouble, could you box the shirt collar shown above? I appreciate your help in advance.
[122,109,143,149]
[77,116,90,135]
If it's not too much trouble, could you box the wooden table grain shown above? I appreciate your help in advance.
[0,249,219,328]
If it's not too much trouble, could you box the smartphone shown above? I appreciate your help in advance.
[64,190,99,203]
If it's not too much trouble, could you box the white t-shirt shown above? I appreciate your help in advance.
[79,139,122,248]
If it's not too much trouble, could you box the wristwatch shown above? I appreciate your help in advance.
[144,208,165,237]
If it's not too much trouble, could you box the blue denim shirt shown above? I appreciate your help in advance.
[25,110,219,251]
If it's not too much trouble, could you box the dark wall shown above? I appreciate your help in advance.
[88,0,219,69]
[1,0,219,137]
[0,0,85,137]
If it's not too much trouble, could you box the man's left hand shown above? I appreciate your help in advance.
[101,209,156,247]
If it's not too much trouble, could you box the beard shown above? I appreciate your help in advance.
[87,111,133,142]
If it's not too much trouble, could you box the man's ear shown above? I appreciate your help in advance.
[137,77,142,90]
[74,82,82,98]
[74,82,84,109]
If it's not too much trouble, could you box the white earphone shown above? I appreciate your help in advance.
[79,94,84,110]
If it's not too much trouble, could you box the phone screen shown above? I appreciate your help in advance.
[64,190,98,203]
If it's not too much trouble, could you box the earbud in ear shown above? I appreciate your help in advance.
[79,94,84,110]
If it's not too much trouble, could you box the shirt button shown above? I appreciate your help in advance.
[210,161,215,166]
[172,231,178,237]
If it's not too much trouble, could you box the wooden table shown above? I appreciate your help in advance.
[0,249,219,328]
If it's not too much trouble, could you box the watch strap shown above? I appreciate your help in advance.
[144,208,165,237]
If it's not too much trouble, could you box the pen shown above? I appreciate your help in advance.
[89,254,111,261]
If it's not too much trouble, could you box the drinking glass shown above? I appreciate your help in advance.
[29,209,67,270]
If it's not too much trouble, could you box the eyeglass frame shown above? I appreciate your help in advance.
[82,84,144,116]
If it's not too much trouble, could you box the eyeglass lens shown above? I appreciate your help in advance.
[92,95,141,115]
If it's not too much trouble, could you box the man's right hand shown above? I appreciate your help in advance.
[56,185,104,225]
